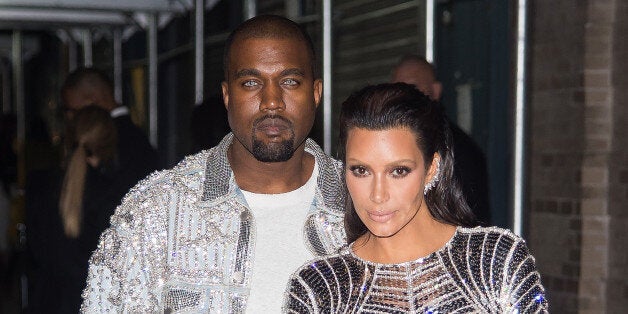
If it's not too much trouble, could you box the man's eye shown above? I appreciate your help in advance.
[282,78,299,86]
[391,167,410,178]
[349,166,369,177]
[243,80,259,87]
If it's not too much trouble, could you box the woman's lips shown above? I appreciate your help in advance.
[367,210,394,223]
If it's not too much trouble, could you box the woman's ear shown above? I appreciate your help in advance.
[426,153,441,182]
[423,153,441,195]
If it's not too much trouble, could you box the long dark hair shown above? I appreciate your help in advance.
[339,83,476,244]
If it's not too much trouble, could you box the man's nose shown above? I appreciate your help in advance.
[259,83,285,112]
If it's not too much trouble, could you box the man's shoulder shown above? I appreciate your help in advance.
[112,150,211,221]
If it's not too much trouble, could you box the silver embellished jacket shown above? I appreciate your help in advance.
[81,133,347,313]
[285,227,548,313]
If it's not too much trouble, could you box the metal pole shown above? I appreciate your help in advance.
[244,0,256,20]
[68,34,77,71]
[148,13,158,147]
[83,29,93,67]
[195,0,204,105]
[113,28,123,104]
[1,61,10,113]
[285,0,301,20]
[513,0,528,236]
[12,31,24,150]
[12,31,27,310]
[425,0,435,63]
[322,0,332,155]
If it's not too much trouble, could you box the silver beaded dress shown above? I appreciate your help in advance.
[80,133,347,313]
[284,226,548,313]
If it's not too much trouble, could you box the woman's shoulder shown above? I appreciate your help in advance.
[456,225,523,243]
[451,227,529,260]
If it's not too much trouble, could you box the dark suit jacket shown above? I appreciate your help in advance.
[25,112,159,313]
[113,113,160,187]
[449,122,491,226]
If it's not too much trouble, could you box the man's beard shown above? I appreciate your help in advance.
[251,116,296,162]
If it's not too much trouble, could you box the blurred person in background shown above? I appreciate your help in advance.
[61,67,159,189]
[26,105,121,313]
[392,55,491,226]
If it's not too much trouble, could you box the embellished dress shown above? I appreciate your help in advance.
[284,226,548,313]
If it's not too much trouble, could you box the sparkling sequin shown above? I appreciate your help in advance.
[81,133,346,313]
[284,226,549,313]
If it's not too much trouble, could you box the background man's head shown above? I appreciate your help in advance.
[61,67,117,116]
[392,55,442,101]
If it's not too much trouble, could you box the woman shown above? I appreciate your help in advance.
[56,104,119,313]
[59,104,118,240]
[284,83,548,313]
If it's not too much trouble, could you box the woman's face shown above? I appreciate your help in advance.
[345,127,437,238]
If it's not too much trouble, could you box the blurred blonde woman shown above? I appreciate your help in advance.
[59,105,117,238]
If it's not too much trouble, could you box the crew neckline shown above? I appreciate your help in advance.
[347,226,460,267]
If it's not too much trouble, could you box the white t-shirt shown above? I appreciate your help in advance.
[242,161,319,313]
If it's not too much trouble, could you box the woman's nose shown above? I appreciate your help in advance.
[369,175,389,204]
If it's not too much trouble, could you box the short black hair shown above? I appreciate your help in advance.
[223,14,317,79]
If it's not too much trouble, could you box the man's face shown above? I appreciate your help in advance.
[62,88,90,120]
[222,37,322,162]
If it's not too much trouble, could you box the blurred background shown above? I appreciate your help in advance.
[0,0,626,313]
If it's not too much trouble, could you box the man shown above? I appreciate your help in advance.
[392,55,491,225]
[61,67,160,185]
[81,15,346,313]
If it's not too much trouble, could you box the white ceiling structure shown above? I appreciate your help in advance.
[0,0,193,28]
[0,0,220,147]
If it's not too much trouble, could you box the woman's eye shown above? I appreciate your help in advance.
[391,167,410,178]
[349,166,369,177]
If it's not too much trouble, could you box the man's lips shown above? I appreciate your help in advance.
[255,117,291,136]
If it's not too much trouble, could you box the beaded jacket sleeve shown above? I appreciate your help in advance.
[284,226,548,313]
[80,134,347,313]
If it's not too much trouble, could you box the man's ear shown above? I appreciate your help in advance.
[313,79,323,109]
[221,81,229,110]
[431,81,443,102]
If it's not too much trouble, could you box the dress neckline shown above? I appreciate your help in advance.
[347,226,460,267]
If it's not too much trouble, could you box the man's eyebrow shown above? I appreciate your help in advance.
[281,68,305,77]
[234,68,261,78]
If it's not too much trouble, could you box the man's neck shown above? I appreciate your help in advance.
[228,140,315,194]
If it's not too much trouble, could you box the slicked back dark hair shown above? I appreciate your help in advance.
[223,14,317,79]
[339,83,476,244]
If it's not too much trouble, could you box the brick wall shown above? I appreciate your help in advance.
[528,0,587,312]
[529,0,628,312]
[608,0,628,312]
